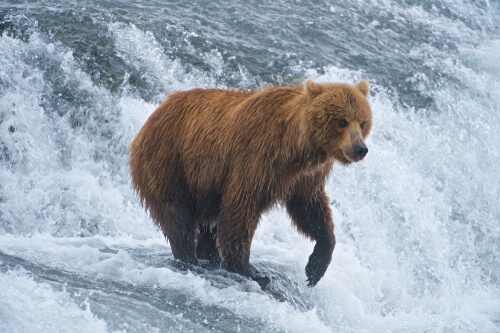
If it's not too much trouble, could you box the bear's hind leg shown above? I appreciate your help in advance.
[196,226,222,264]
[160,202,199,266]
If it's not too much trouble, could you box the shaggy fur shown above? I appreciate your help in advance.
[129,80,372,287]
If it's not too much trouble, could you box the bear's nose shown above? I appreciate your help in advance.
[355,144,368,159]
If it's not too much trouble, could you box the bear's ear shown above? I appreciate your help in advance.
[303,79,323,98]
[356,80,369,97]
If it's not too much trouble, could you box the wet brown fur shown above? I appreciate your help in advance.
[129,80,372,286]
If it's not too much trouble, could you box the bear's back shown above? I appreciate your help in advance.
[130,86,310,214]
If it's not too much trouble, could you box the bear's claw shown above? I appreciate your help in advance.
[305,241,333,287]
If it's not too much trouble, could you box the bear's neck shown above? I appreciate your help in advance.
[281,91,331,170]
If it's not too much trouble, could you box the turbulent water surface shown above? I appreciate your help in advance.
[1,0,500,332]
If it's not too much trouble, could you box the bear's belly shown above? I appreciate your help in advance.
[194,192,222,221]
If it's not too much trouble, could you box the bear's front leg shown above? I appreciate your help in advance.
[305,235,335,286]
[216,213,270,288]
[286,189,336,286]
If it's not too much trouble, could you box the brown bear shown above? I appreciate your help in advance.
[129,79,372,287]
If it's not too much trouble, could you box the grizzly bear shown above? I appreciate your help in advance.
[129,79,372,287]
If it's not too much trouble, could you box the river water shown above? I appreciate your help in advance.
[1,1,500,332]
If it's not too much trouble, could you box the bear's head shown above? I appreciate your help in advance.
[303,80,372,165]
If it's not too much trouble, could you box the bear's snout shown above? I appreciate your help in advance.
[355,144,368,160]
[343,142,368,163]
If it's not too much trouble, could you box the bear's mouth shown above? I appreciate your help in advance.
[338,154,353,165]
[343,153,361,163]
[342,151,365,164]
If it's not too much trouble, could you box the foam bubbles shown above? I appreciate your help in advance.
[0,266,110,333]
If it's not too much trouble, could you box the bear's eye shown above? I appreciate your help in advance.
[360,121,366,129]
[339,119,348,128]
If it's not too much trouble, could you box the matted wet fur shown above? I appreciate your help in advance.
[130,80,372,287]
